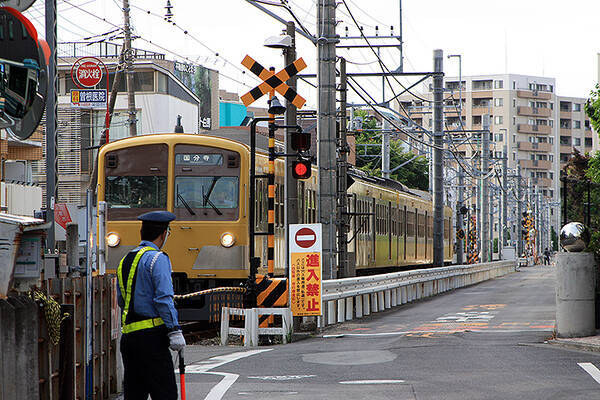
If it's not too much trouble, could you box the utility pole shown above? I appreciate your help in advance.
[397,0,403,72]
[45,0,58,250]
[123,0,137,136]
[517,165,523,256]
[382,119,391,179]
[489,186,494,261]
[317,0,337,279]
[337,58,351,277]
[456,167,464,264]
[502,144,508,252]
[284,21,299,276]
[481,115,490,262]
[432,49,444,267]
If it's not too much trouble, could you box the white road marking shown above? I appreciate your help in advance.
[180,349,272,400]
[323,328,553,338]
[183,349,272,374]
[578,363,600,385]
[339,380,406,385]
[297,234,315,241]
[239,392,298,395]
[204,372,239,400]
[248,375,316,381]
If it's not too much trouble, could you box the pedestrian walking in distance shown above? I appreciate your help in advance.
[543,248,551,266]
[117,211,186,399]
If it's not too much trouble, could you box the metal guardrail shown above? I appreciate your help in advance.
[320,260,516,327]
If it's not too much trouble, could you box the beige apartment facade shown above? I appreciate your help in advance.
[396,74,597,250]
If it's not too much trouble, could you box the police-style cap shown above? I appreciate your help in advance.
[137,211,176,225]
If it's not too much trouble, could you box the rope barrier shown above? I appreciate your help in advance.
[173,287,247,301]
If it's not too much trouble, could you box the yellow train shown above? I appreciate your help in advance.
[98,132,453,317]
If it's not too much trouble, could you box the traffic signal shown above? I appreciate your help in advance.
[291,128,311,152]
[292,158,311,179]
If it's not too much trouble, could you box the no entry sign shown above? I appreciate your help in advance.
[289,224,322,316]
[295,227,317,249]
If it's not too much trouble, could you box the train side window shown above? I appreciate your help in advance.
[417,213,425,238]
[428,216,433,239]
[444,218,450,239]
[406,211,414,237]
[399,207,405,236]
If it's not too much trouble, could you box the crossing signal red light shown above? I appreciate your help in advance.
[291,129,311,151]
[292,159,311,179]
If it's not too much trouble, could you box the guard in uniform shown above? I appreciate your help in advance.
[117,211,186,400]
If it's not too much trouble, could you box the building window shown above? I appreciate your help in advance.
[494,80,504,89]
[494,98,503,107]
[550,103,554,110]
[473,80,493,90]
[549,120,554,127]
[513,152,516,161]
[549,137,553,144]
[495,116,503,125]
[575,138,581,146]
[494,133,504,142]
[586,138,593,147]
[560,153,570,162]
[513,99,516,108]
[513,117,516,126]
[549,154,554,162]
[573,103,581,112]
[513,81,516,89]
[157,72,168,93]
[573,120,581,129]
[549,172,554,179]
[560,102,571,112]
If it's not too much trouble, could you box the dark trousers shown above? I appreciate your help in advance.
[120,326,177,400]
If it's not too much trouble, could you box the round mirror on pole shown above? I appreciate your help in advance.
[0,0,37,12]
[0,6,48,140]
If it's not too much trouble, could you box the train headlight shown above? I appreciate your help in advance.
[220,232,235,248]
[106,232,121,247]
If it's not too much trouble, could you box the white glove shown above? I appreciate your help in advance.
[168,330,186,351]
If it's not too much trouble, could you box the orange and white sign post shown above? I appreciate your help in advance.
[289,224,322,316]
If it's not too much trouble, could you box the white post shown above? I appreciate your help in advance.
[282,308,292,344]
[337,299,345,323]
[355,295,363,318]
[345,297,353,320]
[328,300,336,325]
[220,307,229,345]
[384,290,391,309]
[364,294,371,315]
[377,291,385,311]
[371,292,378,313]
[391,288,397,307]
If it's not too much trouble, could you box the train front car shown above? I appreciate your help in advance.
[98,134,249,321]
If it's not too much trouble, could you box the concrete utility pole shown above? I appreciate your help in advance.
[502,145,508,250]
[432,49,444,267]
[489,186,494,261]
[481,115,490,262]
[456,168,464,264]
[382,119,391,179]
[317,0,337,279]
[517,165,523,256]
[284,21,299,275]
[45,0,58,250]
[123,0,137,136]
[337,58,351,277]
[397,0,403,72]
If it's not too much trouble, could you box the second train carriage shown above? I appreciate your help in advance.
[98,132,453,317]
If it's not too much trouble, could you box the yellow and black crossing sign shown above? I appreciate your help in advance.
[240,55,307,109]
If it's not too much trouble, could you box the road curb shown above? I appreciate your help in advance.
[547,339,600,353]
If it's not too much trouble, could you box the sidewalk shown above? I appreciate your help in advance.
[548,332,600,353]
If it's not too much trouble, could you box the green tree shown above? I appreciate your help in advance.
[354,110,429,190]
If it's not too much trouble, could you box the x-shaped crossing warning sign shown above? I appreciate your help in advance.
[240,55,307,109]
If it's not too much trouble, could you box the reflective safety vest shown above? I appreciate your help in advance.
[117,246,165,334]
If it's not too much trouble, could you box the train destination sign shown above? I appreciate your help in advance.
[289,223,322,317]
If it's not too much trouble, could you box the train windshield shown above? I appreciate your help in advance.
[175,176,239,220]
[105,175,167,209]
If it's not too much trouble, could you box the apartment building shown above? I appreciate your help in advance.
[396,74,595,250]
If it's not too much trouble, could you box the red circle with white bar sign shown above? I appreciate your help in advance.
[295,227,317,248]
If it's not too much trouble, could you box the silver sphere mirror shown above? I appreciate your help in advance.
[560,222,590,252]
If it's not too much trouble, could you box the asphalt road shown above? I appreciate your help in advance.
[179,265,600,400]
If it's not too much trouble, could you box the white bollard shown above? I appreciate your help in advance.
[391,288,397,307]
[364,294,371,315]
[371,292,378,313]
[378,291,385,311]
[355,295,363,318]
[220,307,229,345]
[401,286,407,304]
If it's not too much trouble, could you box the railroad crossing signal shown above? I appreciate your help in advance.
[292,158,311,179]
[240,55,307,109]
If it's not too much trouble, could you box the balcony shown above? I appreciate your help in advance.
[517,106,551,118]
[530,177,553,187]
[471,90,493,99]
[560,111,572,119]
[517,90,552,100]
[560,145,573,154]
[559,128,572,136]
[519,159,552,170]
[472,106,492,115]
[517,141,552,152]
[517,124,551,135]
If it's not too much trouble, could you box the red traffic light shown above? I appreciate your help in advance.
[292,159,311,179]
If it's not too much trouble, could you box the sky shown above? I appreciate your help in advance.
[22,0,600,108]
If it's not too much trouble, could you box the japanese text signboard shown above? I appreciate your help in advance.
[70,89,107,108]
[289,223,322,316]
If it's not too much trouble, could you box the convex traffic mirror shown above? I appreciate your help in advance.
[0,7,48,140]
